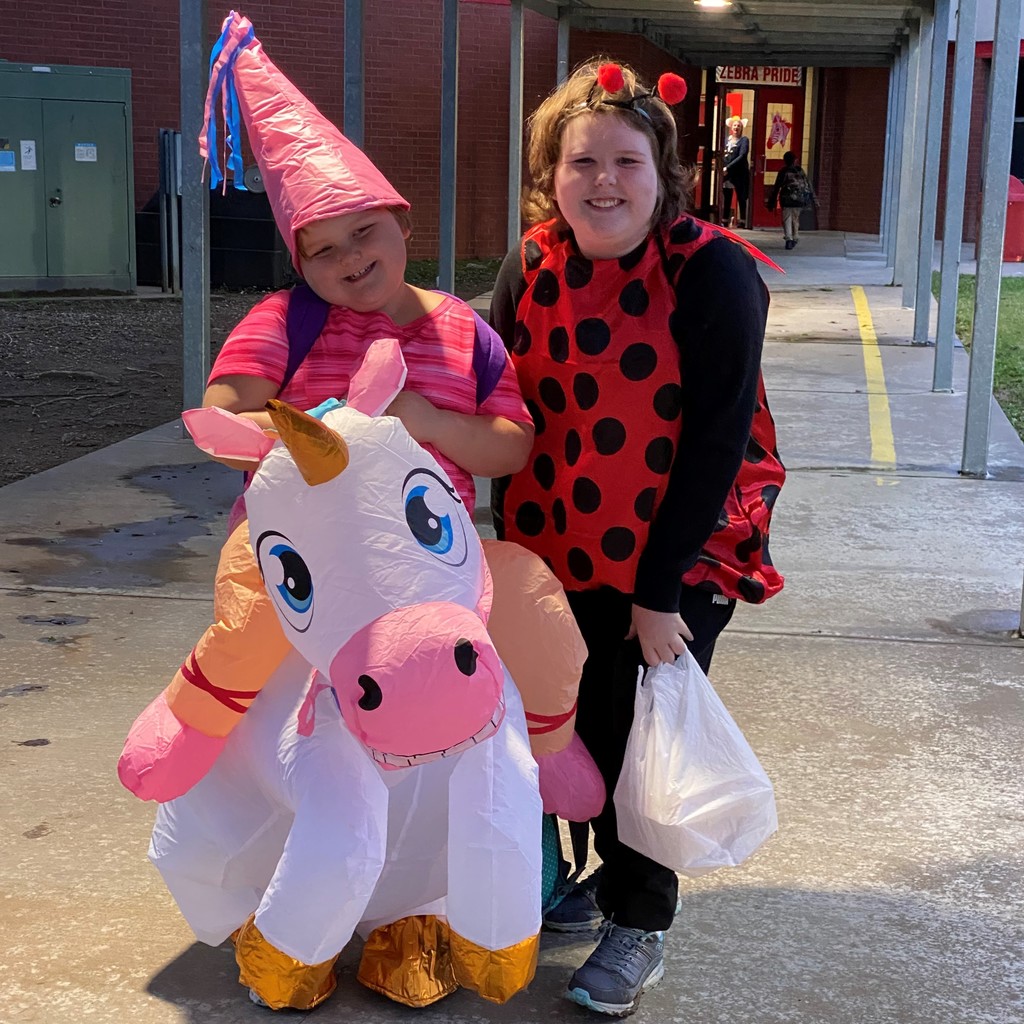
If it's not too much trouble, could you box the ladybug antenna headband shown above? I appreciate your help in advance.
[581,62,688,121]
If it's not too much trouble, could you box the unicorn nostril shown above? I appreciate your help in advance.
[358,674,383,711]
[454,638,478,676]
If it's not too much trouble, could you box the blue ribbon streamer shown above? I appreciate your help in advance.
[204,17,255,191]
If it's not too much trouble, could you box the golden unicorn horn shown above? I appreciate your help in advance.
[265,400,349,486]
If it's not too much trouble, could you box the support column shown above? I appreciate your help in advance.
[961,0,1022,476]
[912,0,952,343]
[343,0,365,148]
[878,57,897,245]
[180,0,210,414]
[507,0,525,252]
[886,44,908,271]
[437,0,459,293]
[557,7,570,85]
[934,0,979,391]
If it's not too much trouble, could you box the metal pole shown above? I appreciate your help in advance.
[170,132,182,294]
[180,0,210,414]
[159,130,170,293]
[879,59,897,245]
[437,0,459,294]
[343,0,365,148]
[894,23,922,286]
[899,15,932,303]
[507,0,525,252]
[961,0,1022,477]
[912,0,952,343]
[934,0,978,391]
[886,43,908,271]
[556,7,570,85]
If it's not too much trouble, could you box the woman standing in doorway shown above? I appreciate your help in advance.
[721,115,750,227]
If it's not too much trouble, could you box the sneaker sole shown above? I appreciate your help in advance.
[564,960,665,1017]
[543,916,604,934]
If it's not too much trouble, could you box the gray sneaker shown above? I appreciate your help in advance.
[544,868,604,932]
[565,921,665,1017]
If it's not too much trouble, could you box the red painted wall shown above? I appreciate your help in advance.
[814,67,889,235]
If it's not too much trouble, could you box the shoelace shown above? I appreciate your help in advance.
[589,921,661,976]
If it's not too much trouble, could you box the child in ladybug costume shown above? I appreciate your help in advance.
[490,59,786,1016]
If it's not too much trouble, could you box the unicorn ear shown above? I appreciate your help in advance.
[346,338,408,416]
[182,406,277,463]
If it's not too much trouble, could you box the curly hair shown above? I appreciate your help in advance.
[521,58,694,231]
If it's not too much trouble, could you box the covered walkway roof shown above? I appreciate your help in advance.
[528,0,925,68]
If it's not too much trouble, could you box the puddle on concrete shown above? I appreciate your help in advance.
[927,609,1024,641]
[0,683,48,698]
[14,738,50,746]
[17,614,90,627]
[23,823,51,839]
[2,462,239,590]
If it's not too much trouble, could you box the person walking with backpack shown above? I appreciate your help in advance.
[767,151,815,249]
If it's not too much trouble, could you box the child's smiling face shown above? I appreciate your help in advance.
[553,112,659,261]
[298,208,411,320]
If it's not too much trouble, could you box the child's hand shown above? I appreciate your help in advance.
[627,604,694,667]
[385,390,440,444]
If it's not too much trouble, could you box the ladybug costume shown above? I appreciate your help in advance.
[490,213,785,933]
[492,214,785,613]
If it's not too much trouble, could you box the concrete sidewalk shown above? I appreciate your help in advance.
[2,237,1022,1024]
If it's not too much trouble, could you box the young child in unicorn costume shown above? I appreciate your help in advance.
[118,10,602,1012]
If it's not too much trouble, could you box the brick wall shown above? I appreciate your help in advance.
[814,67,889,234]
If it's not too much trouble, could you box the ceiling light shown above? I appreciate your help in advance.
[694,0,733,8]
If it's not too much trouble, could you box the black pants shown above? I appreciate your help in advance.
[567,585,736,931]
[723,176,749,224]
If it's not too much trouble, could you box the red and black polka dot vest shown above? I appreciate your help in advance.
[504,215,785,604]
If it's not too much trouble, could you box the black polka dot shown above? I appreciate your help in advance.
[514,501,545,537]
[565,255,594,289]
[711,229,725,238]
[745,437,768,463]
[653,383,682,420]
[565,430,582,466]
[618,238,648,271]
[542,555,555,573]
[567,547,594,582]
[735,525,763,562]
[512,321,531,356]
[538,377,567,413]
[762,540,775,567]
[698,552,721,569]
[572,477,601,514]
[669,217,701,245]
[634,487,656,522]
[524,238,543,270]
[552,498,567,535]
[576,318,611,356]
[573,373,600,411]
[618,280,650,317]
[593,417,626,455]
[526,399,546,436]
[645,437,674,474]
[548,326,570,363]
[668,307,685,339]
[713,508,730,532]
[620,344,657,382]
[761,484,781,508]
[601,527,636,562]
[533,269,560,307]
[533,454,555,490]
[738,576,766,603]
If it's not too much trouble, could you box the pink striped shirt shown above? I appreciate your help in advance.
[209,290,530,507]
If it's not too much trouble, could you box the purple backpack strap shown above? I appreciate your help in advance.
[283,282,330,391]
[433,291,507,407]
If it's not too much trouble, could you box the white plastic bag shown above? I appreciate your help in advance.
[613,651,778,876]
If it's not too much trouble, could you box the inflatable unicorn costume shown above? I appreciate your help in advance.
[118,11,601,1012]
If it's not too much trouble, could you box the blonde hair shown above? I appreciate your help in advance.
[521,58,693,231]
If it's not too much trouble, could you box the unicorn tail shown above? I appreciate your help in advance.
[199,10,256,192]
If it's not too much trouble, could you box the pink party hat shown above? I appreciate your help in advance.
[200,11,409,269]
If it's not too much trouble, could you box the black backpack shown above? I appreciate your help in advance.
[780,167,813,207]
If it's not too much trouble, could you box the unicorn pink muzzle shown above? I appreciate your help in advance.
[329,601,504,768]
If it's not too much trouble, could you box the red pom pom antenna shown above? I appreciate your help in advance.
[597,63,625,94]
[657,72,688,105]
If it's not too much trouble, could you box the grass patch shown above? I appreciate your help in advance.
[931,271,1024,439]
[406,258,503,300]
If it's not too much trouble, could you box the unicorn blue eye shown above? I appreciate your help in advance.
[402,470,468,567]
[255,532,314,632]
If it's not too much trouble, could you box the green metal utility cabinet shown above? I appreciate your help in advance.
[0,62,135,293]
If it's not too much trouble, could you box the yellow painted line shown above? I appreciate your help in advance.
[851,286,896,470]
